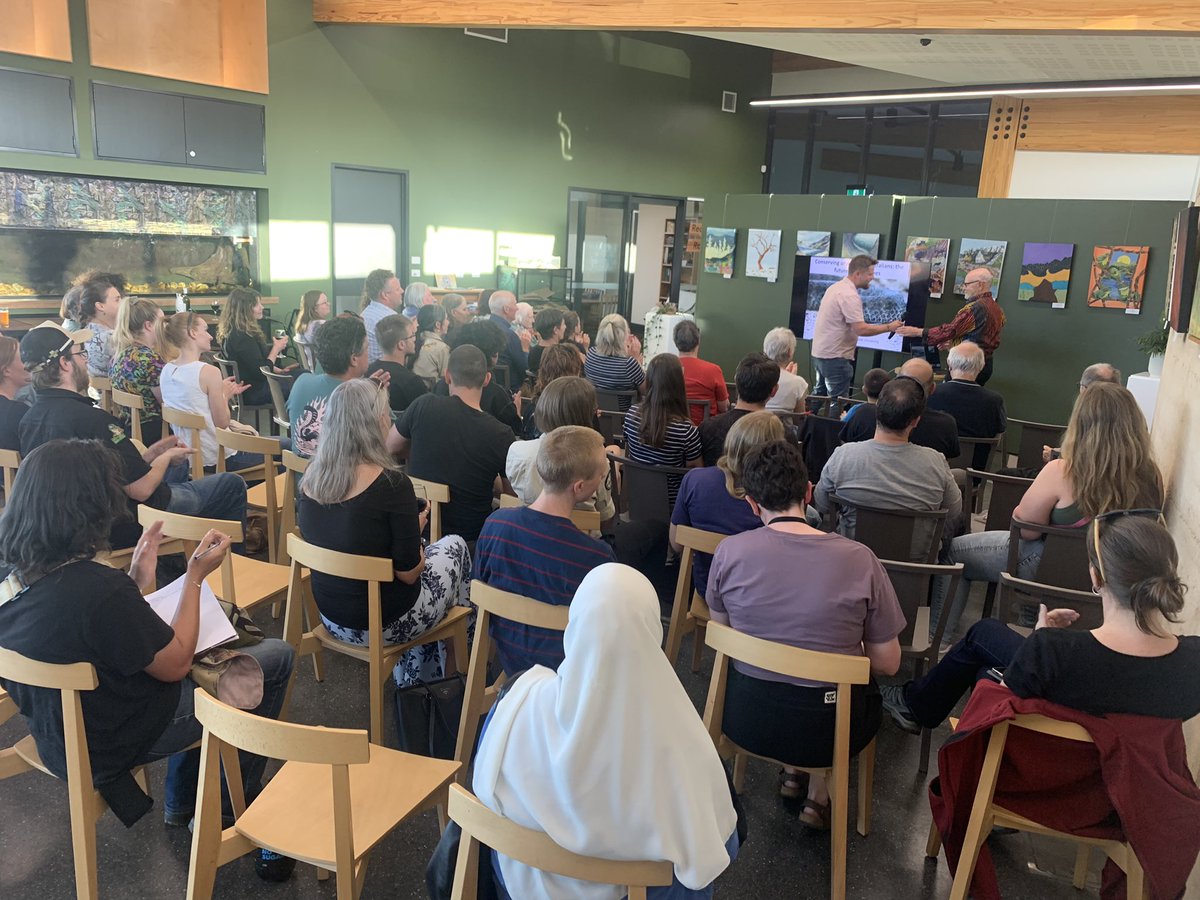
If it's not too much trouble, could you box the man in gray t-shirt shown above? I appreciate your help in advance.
[816,376,960,558]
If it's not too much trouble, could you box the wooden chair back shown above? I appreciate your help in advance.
[278,449,310,565]
[161,405,205,481]
[686,398,712,422]
[996,573,1103,631]
[1009,418,1065,471]
[409,476,451,543]
[830,493,948,564]
[606,452,687,523]
[447,784,673,900]
[967,470,1032,533]
[496,493,602,532]
[0,448,20,508]
[492,362,511,391]
[137,504,243,601]
[90,375,113,413]
[946,434,1003,473]
[214,354,271,429]
[664,524,727,670]
[797,414,842,482]
[216,428,284,561]
[595,387,637,413]
[725,381,737,404]
[1007,517,1091,590]
[111,388,144,444]
[259,366,292,434]
[454,581,570,778]
[596,409,627,447]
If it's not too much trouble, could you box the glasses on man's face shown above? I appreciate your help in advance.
[1091,507,1164,583]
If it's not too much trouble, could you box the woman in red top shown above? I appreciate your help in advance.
[673,319,728,426]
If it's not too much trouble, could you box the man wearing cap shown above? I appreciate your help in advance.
[17,322,247,549]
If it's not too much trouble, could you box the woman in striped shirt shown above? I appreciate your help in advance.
[584,313,645,410]
[623,353,702,505]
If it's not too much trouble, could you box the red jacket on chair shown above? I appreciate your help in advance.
[929,680,1200,900]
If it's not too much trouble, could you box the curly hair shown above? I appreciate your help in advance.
[741,440,809,512]
[216,287,265,344]
[532,343,584,402]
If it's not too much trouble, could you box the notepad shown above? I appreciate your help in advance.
[145,574,238,655]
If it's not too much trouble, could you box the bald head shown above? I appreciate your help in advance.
[947,341,985,380]
[1080,362,1121,393]
[963,267,994,299]
[899,357,935,395]
[489,290,517,321]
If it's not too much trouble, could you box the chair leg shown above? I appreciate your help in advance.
[67,788,99,900]
[918,727,933,775]
[690,621,706,674]
[1123,846,1147,900]
[370,668,385,745]
[830,762,850,900]
[926,819,942,858]
[856,739,875,837]
[1072,843,1090,889]
[981,582,997,620]
[949,724,1008,900]
[732,753,747,793]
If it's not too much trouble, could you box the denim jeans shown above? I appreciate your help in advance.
[166,471,247,526]
[812,357,854,400]
[902,618,1024,728]
[930,530,1046,641]
[144,638,296,819]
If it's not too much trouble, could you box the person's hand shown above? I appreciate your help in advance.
[896,325,923,337]
[1036,604,1080,630]
[142,434,180,462]
[1042,445,1055,463]
[271,335,290,356]
[580,333,591,349]
[785,362,798,375]
[227,420,258,436]
[417,505,430,536]
[626,333,642,356]
[512,391,523,415]
[128,520,164,590]
[368,368,392,390]
[160,444,195,468]
[187,530,232,582]
[222,376,250,400]
[519,330,532,352]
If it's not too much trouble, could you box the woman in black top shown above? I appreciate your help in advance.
[216,287,297,407]
[297,379,470,686]
[882,512,1200,731]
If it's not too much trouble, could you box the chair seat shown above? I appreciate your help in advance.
[245,473,287,511]
[206,556,296,612]
[689,592,710,623]
[13,734,50,776]
[233,745,458,866]
[905,607,933,655]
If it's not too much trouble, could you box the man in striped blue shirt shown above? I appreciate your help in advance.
[475,425,616,673]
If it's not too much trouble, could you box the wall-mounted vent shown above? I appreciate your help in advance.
[721,91,737,113]
[464,28,508,43]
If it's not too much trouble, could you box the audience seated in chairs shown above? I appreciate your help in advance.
[520,343,584,440]
[670,411,782,600]
[486,291,531,388]
[699,352,781,467]
[476,425,616,674]
[707,440,904,827]
[932,382,1163,642]
[0,440,295,875]
[434,319,523,436]
[762,326,809,414]
[110,297,168,442]
[840,358,960,460]
[816,375,960,545]
[76,273,124,379]
[292,288,329,370]
[427,563,739,899]
[622,353,702,506]
[563,309,591,356]
[526,306,567,383]
[841,367,891,424]
[367,313,429,415]
[19,322,247,550]
[1022,362,1123,472]
[411,304,451,388]
[298,378,471,686]
[675,319,729,426]
[392,345,516,544]
[217,287,298,409]
[584,313,645,408]
[0,336,30,451]
[286,315,370,457]
[926,341,1006,470]
[159,311,263,473]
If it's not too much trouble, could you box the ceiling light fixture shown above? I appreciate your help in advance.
[751,76,1200,108]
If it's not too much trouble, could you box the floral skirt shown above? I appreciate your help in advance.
[320,535,473,686]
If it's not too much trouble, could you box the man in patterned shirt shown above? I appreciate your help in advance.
[899,267,1006,386]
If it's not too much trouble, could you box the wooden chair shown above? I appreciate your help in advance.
[930,713,1150,900]
[796,414,843,482]
[278,449,310,566]
[725,381,737,404]
[496,492,602,532]
[1009,517,1091,589]
[447,783,673,900]
[162,405,205,482]
[186,689,459,900]
[0,447,19,508]
[829,493,948,564]
[686,398,712,422]
[966,469,1032,534]
[702,622,875,900]
[281,533,470,743]
[595,387,638,413]
[946,434,1003,474]
[996,573,1103,633]
[409,477,451,543]
[213,355,272,432]
[1008,418,1066,471]
[453,581,570,780]
[0,647,158,900]
[596,409,627,447]
[135,505,293,615]
[883,560,964,774]
[259,366,292,434]
[492,363,511,391]
[89,374,113,413]
[663,524,726,671]
[111,388,146,444]
[606,452,687,523]
[216,428,285,564]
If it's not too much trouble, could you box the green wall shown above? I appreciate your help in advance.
[0,0,771,317]
[695,195,1184,424]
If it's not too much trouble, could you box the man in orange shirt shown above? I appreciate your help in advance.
[674,319,729,426]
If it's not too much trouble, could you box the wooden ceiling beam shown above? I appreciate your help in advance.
[313,0,1200,32]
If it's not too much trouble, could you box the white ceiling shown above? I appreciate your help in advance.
[685,32,1200,86]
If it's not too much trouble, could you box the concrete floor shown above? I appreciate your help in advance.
[0,578,1104,899]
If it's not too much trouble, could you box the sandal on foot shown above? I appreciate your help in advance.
[778,768,807,799]
[799,798,831,830]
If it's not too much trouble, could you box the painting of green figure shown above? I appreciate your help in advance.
[704,227,737,276]
[1018,242,1074,306]
[1088,245,1149,313]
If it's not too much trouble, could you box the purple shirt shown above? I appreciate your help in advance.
[670,466,763,598]
[706,528,906,687]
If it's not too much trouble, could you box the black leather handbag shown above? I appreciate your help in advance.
[393,673,466,759]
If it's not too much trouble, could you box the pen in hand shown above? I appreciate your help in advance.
[191,540,222,561]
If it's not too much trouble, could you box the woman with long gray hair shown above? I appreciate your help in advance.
[298,378,471,686]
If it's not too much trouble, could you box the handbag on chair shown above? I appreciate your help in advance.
[393,673,466,759]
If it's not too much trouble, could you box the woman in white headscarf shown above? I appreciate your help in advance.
[471,563,740,900]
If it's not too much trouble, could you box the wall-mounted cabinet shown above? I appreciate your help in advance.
[0,67,76,156]
[92,83,265,173]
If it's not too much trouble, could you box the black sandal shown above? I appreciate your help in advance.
[799,798,831,830]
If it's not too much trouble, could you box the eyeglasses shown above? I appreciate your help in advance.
[963,280,985,287]
[1090,507,1164,584]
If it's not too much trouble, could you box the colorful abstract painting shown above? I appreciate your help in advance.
[841,232,880,258]
[745,228,782,280]
[1088,245,1149,313]
[796,231,832,257]
[1018,242,1074,306]
[955,239,1008,295]
[704,227,737,277]
[904,237,950,298]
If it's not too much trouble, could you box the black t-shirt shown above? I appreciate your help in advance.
[699,408,752,467]
[433,377,520,436]
[367,359,429,414]
[926,379,1007,468]
[0,560,178,784]
[222,329,270,393]
[20,389,171,547]
[0,394,29,451]
[397,394,514,541]
[1005,629,1200,720]
[298,469,423,630]
[839,403,961,460]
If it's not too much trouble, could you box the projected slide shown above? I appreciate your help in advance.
[799,257,912,353]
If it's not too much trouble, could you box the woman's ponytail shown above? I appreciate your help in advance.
[1127,575,1186,636]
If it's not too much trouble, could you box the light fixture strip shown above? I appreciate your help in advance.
[752,79,1200,108]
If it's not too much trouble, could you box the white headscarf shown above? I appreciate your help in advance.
[472,563,738,900]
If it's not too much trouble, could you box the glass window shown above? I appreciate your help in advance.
[769,110,810,194]
[864,104,930,197]
[927,101,989,197]
[807,106,867,194]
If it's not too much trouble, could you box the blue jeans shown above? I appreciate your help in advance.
[812,357,854,399]
[166,471,247,527]
[902,619,1024,728]
[145,638,296,819]
[930,530,1046,641]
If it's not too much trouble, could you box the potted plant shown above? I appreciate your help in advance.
[1136,322,1169,377]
